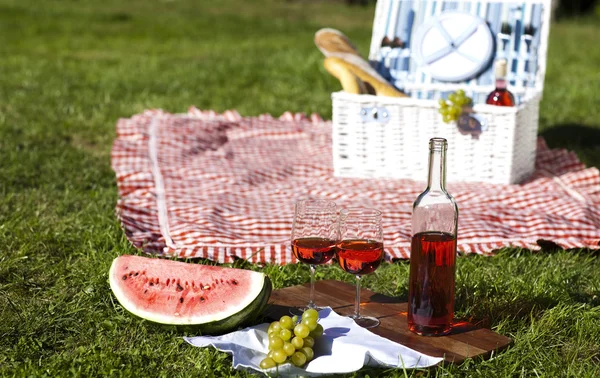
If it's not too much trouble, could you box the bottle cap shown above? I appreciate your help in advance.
[495,59,508,78]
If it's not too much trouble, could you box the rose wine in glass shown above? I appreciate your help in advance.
[336,239,383,275]
[336,208,384,329]
[292,237,336,265]
[290,199,337,313]
[408,138,458,336]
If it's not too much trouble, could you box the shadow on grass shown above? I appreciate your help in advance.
[458,254,600,329]
[540,123,600,149]
[540,123,600,167]
[489,243,600,258]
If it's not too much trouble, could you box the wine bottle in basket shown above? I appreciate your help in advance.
[408,138,459,336]
[485,58,515,107]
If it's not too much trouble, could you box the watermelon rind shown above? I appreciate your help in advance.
[185,277,272,335]
[108,255,272,334]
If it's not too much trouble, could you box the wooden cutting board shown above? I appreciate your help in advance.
[265,280,511,364]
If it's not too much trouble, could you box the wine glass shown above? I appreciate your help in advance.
[290,199,338,313]
[336,207,384,328]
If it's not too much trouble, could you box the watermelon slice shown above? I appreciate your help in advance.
[109,255,272,334]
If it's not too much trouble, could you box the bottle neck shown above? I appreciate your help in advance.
[495,78,508,90]
[427,146,446,191]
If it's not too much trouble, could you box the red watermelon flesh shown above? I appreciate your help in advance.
[109,255,270,329]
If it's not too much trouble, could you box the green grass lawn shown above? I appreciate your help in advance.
[1,0,599,376]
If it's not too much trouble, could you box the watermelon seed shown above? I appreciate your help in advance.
[232,279,238,285]
[144,289,148,294]
[200,297,205,302]
[220,279,224,284]
[134,272,139,276]
[122,275,127,280]
[166,278,170,286]
[149,282,154,287]
[176,283,184,292]
[203,285,210,290]
[179,297,184,303]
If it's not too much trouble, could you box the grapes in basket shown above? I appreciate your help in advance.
[438,90,472,123]
[260,308,324,369]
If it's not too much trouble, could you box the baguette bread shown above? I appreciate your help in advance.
[325,57,406,98]
[316,28,407,98]
[315,28,361,57]
[323,57,369,95]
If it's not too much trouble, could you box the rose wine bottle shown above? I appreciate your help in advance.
[485,59,515,107]
[408,138,459,336]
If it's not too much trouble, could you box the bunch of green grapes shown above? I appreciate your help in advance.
[438,89,472,123]
[260,308,324,369]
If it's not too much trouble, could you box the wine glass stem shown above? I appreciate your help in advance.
[354,275,361,318]
[308,264,316,309]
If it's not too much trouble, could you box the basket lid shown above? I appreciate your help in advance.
[369,0,551,95]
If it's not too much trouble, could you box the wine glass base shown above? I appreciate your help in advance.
[351,315,380,329]
[289,304,326,316]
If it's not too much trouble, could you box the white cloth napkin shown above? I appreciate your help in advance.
[184,307,443,377]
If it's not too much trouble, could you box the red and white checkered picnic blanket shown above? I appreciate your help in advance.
[111,108,600,264]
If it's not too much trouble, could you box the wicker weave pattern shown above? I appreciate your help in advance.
[332,91,541,184]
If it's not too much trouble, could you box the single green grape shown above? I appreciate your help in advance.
[279,315,294,330]
[303,336,315,348]
[448,93,457,104]
[283,342,296,357]
[456,89,465,97]
[302,309,319,320]
[294,324,310,338]
[300,346,314,362]
[291,351,307,367]
[267,350,275,360]
[279,328,292,341]
[272,349,287,364]
[269,336,284,351]
[260,357,276,369]
[442,114,453,123]
[438,98,448,108]
[268,321,281,334]
[291,315,299,324]
[302,317,318,331]
[291,336,304,349]
[309,323,324,338]
[438,108,446,115]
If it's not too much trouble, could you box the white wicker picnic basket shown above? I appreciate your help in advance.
[332,0,552,184]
